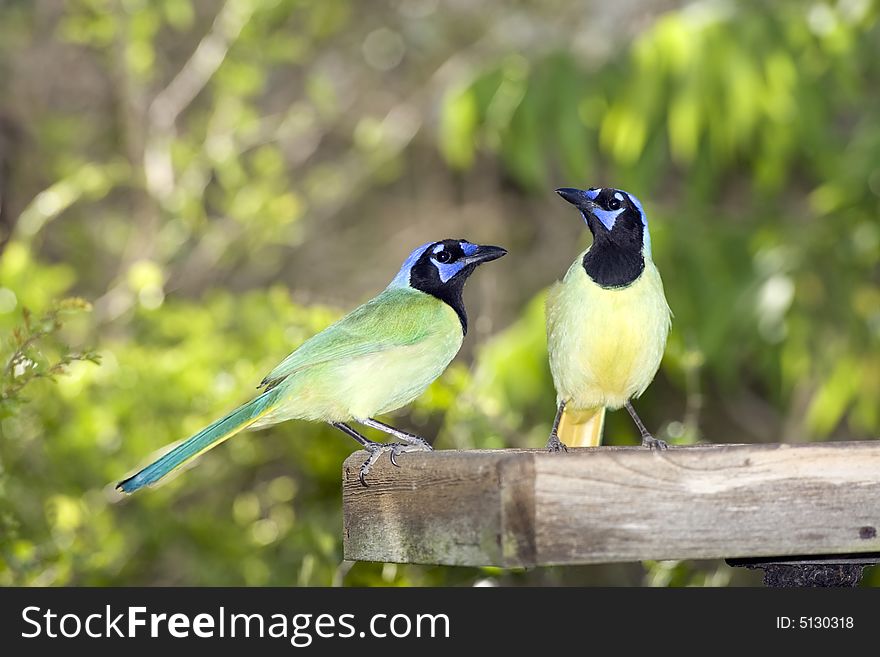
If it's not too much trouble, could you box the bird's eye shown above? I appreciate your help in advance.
[435,250,452,263]
[607,197,621,211]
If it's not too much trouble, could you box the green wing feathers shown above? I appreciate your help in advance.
[259,288,444,390]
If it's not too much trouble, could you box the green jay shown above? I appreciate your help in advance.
[545,187,671,450]
[117,239,506,492]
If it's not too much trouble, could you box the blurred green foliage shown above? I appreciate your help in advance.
[441,0,880,446]
[0,0,878,586]
[1,296,100,416]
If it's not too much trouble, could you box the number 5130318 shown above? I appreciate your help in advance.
[776,617,854,629]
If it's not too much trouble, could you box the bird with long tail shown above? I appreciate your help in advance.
[117,239,506,492]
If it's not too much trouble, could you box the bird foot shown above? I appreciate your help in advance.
[398,434,433,451]
[545,433,568,453]
[641,434,668,450]
[358,441,432,486]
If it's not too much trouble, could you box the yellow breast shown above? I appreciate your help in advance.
[546,253,671,410]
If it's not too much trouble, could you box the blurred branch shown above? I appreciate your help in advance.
[14,160,131,241]
[145,0,256,201]
[0,112,20,253]
[164,31,497,294]
[302,36,494,227]
[94,0,255,320]
[681,341,705,442]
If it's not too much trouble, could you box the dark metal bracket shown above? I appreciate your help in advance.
[726,553,880,587]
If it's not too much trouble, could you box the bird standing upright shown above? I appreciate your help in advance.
[545,187,671,450]
[117,239,506,492]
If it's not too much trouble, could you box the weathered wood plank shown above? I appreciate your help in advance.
[343,450,507,566]
[342,443,880,567]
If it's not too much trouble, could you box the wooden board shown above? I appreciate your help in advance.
[342,442,880,567]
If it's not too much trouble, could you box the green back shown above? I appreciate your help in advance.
[260,287,457,390]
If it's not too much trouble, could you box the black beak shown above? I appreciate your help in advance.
[556,187,598,212]
[464,244,507,265]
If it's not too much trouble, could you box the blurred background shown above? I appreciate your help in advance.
[1,0,878,586]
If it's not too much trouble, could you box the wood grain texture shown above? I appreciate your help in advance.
[342,442,880,567]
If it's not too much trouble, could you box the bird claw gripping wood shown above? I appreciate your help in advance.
[358,441,433,486]
[388,442,432,468]
[545,433,568,453]
[641,434,668,450]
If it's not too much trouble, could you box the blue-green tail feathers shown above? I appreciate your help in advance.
[117,390,280,494]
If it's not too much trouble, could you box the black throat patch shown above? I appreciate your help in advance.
[582,240,645,288]
[581,189,646,288]
[407,240,473,335]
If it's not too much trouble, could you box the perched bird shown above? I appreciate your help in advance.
[545,187,671,450]
[117,239,506,492]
